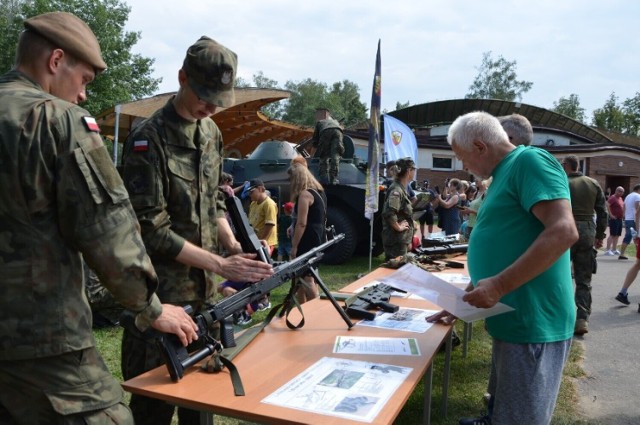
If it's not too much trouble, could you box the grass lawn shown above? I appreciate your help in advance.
[95,254,595,425]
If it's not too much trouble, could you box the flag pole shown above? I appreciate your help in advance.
[364,40,382,272]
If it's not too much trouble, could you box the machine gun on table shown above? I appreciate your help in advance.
[328,283,406,321]
[147,193,353,384]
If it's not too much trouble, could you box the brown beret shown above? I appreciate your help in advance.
[24,12,107,72]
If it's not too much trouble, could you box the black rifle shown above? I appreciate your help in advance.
[157,234,348,382]
[415,243,468,256]
[328,283,406,321]
[224,195,272,264]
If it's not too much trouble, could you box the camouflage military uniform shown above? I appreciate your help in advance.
[0,69,162,424]
[120,98,226,425]
[567,172,607,322]
[381,180,414,260]
[313,118,344,184]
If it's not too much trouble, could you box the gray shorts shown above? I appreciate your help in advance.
[488,338,572,425]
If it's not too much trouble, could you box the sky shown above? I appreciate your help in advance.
[124,0,639,122]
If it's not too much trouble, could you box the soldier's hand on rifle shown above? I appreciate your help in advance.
[218,253,274,282]
[426,310,457,325]
[151,304,199,347]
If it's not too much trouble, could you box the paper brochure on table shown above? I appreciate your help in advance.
[334,336,421,356]
[356,307,439,333]
[262,357,412,422]
[380,264,514,322]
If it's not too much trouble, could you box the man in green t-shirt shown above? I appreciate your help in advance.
[429,111,578,425]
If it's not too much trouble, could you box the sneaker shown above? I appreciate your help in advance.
[604,250,614,256]
[257,299,271,312]
[459,415,491,425]
[233,311,252,326]
[614,250,621,255]
[574,318,588,336]
[619,255,629,260]
[615,292,630,305]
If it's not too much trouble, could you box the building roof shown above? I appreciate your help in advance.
[95,87,313,158]
[387,98,613,145]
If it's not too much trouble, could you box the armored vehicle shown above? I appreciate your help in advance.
[223,137,385,264]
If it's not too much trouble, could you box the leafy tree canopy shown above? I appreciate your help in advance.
[236,72,367,127]
[0,0,160,115]
[552,94,586,123]
[593,92,626,133]
[466,51,533,102]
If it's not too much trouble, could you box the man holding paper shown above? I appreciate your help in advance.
[429,111,578,425]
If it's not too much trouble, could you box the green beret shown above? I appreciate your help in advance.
[183,36,237,107]
[24,12,107,72]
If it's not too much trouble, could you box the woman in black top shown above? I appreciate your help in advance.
[289,163,327,303]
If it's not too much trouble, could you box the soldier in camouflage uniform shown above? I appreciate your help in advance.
[313,116,344,184]
[120,36,273,425]
[381,158,417,260]
[0,12,199,425]
[562,155,607,336]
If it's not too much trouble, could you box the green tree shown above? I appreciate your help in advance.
[282,78,366,127]
[395,100,410,111]
[2,0,160,116]
[592,92,625,132]
[552,94,586,122]
[466,51,533,101]
[622,92,640,136]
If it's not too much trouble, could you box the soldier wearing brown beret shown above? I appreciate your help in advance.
[0,11,199,424]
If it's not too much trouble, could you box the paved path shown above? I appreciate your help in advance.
[576,252,640,424]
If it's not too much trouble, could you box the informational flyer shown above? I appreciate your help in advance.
[262,357,412,422]
[334,336,421,356]
[355,307,439,333]
[380,264,514,322]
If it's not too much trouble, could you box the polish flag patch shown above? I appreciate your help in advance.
[82,116,100,132]
[133,140,149,152]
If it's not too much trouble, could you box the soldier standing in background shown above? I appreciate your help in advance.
[381,158,417,260]
[120,36,273,425]
[562,155,607,336]
[313,115,344,184]
[0,12,198,424]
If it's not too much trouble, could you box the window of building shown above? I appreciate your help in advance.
[432,156,453,170]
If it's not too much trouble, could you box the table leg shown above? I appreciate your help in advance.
[200,411,214,425]
[441,328,452,418]
[463,321,473,358]
[423,362,433,425]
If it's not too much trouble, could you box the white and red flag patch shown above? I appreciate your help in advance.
[133,140,149,152]
[82,116,100,132]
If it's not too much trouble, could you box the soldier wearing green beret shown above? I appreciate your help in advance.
[381,158,417,260]
[0,11,199,424]
[120,36,274,425]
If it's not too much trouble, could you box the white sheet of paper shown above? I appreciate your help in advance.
[333,336,421,356]
[379,264,514,322]
[355,307,439,333]
[262,357,412,422]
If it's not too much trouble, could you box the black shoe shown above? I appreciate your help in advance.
[619,255,629,260]
[459,415,491,425]
[616,292,630,305]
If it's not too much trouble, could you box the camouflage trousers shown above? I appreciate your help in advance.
[0,347,132,424]
[382,226,413,260]
[121,329,200,425]
[316,129,344,182]
[571,220,596,321]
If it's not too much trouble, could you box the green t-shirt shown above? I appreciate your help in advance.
[468,146,575,343]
